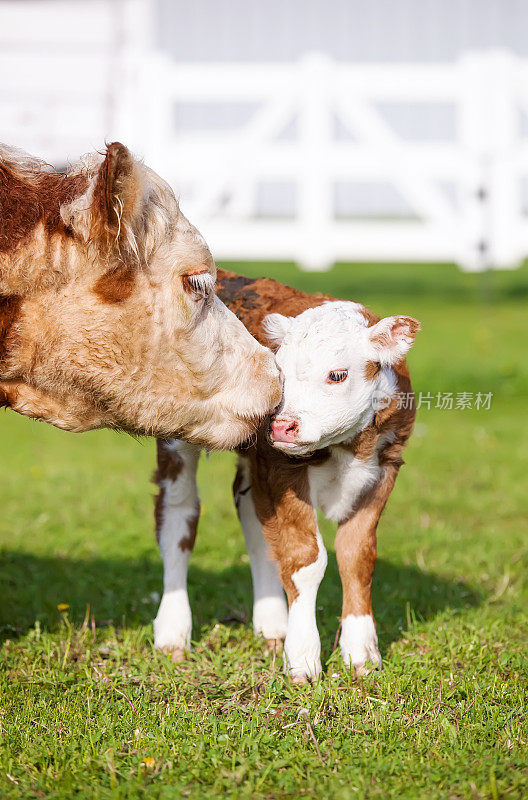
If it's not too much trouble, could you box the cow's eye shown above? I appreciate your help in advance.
[327,370,348,384]
[183,271,215,300]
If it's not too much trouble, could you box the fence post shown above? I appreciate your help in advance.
[458,51,522,271]
[297,53,334,270]
[486,51,523,269]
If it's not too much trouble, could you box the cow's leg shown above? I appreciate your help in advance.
[153,439,201,660]
[335,465,398,675]
[233,457,288,650]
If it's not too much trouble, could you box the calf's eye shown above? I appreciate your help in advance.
[327,370,348,384]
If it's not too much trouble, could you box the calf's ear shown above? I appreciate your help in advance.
[367,315,420,365]
[263,313,294,348]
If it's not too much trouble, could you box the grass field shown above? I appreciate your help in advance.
[1,262,527,799]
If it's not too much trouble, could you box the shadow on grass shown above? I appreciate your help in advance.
[0,550,483,657]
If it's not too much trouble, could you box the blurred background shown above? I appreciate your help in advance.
[3,0,528,271]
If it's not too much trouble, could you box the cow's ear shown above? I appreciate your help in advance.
[60,143,146,254]
[367,315,420,365]
[93,142,145,248]
[263,313,294,348]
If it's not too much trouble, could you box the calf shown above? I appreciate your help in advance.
[0,145,280,447]
[154,270,419,682]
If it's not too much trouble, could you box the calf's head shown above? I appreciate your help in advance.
[0,143,280,447]
[265,302,419,456]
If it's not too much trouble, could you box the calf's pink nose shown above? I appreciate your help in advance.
[270,417,298,443]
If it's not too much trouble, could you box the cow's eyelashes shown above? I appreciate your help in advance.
[327,370,348,384]
[183,271,215,300]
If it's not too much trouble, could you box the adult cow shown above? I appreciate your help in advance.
[0,144,281,447]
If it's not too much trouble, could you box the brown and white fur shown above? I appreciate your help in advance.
[153,270,419,681]
[0,145,280,448]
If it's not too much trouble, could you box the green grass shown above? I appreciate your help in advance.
[1,262,527,799]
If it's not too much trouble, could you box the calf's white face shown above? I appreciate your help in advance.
[264,302,419,456]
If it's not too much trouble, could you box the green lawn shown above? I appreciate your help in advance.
[1,262,527,799]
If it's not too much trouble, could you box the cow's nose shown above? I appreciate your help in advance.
[270,417,298,443]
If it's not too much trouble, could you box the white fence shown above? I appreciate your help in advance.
[138,51,528,271]
[1,0,528,270]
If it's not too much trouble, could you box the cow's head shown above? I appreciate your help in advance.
[0,143,281,447]
[264,302,419,456]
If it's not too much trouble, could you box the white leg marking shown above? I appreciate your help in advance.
[154,588,193,653]
[154,440,200,654]
[236,460,288,641]
[284,530,327,682]
[340,614,382,673]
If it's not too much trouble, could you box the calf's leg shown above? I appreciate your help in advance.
[281,524,327,682]
[233,457,288,649]
[248,456,327,682]
[153,439,201,660]
[335,465,398,675]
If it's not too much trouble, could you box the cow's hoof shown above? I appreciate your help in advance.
[265,637,284,654]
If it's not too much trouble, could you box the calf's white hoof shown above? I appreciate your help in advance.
[160,645,187,663]
[353,658,381,677]
[291,674,310,685]
[253,596,289,642]
[283,647,322,684]
[340,614,382,676]
[286,662,322,684]
[153,592,192,657]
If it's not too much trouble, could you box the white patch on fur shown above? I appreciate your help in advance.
[283,530,327,681]
[154,440,200,653]
[236,460,288,640]
[310,448,382,522]
[340,614,382,670]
